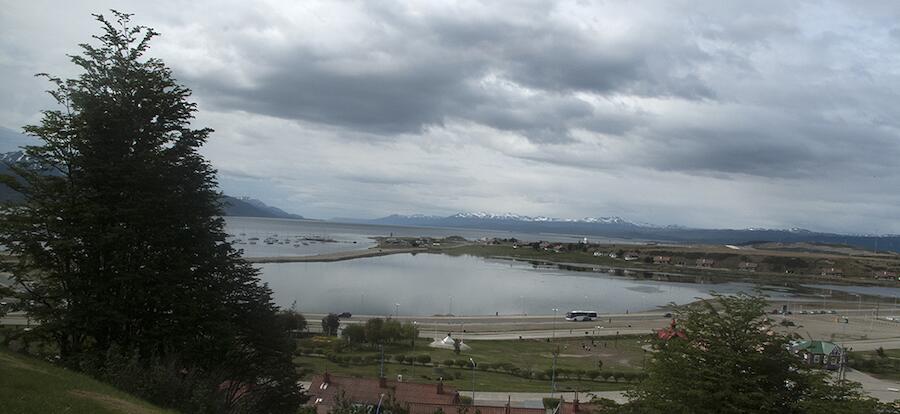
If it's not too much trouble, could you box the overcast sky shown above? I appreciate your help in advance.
[2,1,899,234]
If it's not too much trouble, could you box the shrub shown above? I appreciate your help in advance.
[394,354,406,363]
[416,355,431,365]
[442,359,454,367]
[542,398,560,409]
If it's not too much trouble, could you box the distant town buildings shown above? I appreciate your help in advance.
[874,270,898,279]
[652,256,672,265]
[738,262,758,272]
[820,267,844,277]
[695,258,715,268]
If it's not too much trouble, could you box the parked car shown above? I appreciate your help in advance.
[338,312,352,318]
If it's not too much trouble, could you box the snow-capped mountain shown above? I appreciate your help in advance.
[446,212,638,225]
[349,211,900,252]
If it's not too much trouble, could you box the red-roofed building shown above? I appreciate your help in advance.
[555,394,602,414]
[408,402,545,414]
[308,374,461,414]
[656,319,687,341]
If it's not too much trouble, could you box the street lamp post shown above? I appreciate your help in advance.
[469,358,477,402]
[412,321,418,378]
[552,308,559,341]
[376,393,385,414]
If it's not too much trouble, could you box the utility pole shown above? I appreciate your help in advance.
[550,346,559,397]
[380,344,385,378]
[470,358,477,403]
[411,321,418,378]
[552,308,559,341]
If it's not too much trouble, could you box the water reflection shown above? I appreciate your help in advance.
[257,253,791,316]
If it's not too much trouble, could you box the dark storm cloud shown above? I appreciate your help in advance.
[184,1,719,143]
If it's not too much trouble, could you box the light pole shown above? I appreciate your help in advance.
[550,346,558,397]
[552,308,559,341]
[411,321,418,378]
[449,296,453,316]
[376,393,385,414]
[394,303,400,318]
[469,358,477,402]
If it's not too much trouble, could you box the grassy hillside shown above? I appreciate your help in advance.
[0,349,175,414]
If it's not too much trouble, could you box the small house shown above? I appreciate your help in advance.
[653,256,672,265]
[696,258,715,268]
[739,262,758,272]
[820,268,843,277]
[308,374,460,414]
[790,340,844,370]
[874,271,898,279]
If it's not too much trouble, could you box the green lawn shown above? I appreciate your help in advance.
[299,335,650,373]
[295,335,648,392]
[294,355,629,393]
[0,349,175,414]
[848,348,900,382]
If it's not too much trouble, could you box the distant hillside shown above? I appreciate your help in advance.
[219,195,304,219]
[348,212,900,253]
[0,151,303,220]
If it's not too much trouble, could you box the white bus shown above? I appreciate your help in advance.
[565,310,598,321]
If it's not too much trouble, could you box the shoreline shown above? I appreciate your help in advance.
[244,246,893,290]
[244,247,426,263]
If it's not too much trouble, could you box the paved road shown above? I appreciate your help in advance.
[475,390,626,408]
[843,369,900,402]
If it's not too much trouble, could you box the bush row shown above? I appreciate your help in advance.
[296,349,646,383]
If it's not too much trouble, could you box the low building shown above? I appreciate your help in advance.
[739,262,758,272]
[696,258,715,268]
[310,374,559,414]
[308,374,460,414]
[652,256,672,265]
[656,319,687,341]
[874,270,898,279]
[820,267,843,277]
[790,340,845,370]
[409,401,545,414]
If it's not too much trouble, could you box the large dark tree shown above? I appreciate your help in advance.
[618,294,894,414]
[0,11,299,413]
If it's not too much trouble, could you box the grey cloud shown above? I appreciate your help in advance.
[181,1,722,143]
[5,1,900,233]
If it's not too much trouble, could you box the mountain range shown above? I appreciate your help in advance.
[344,212,900,253]
[0,151,302,220]
[219,195,303,220]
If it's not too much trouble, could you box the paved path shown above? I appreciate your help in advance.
[843,369,900,402]
[475,390,626,408]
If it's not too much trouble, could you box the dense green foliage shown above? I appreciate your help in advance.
[0,11,299,413]
[322,313,341,336]
[849,348,900,382]
[618,294,895,413]
[340,318,419,346]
